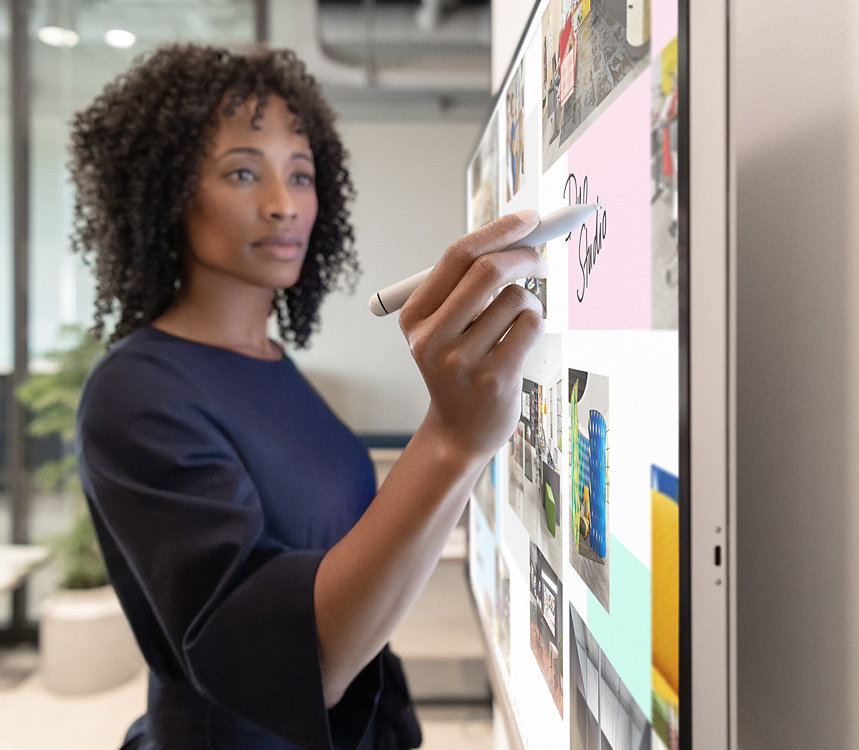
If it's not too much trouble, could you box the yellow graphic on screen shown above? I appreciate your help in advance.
[651,467,679,748]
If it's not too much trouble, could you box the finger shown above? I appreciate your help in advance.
[461,283,545,360]
[431,246,547,335]
[401,210,539,324]
[484,300,545,381]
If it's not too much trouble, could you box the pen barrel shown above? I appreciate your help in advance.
[372,267,432,315]
[369,203,601,316]
[515,203,600,248]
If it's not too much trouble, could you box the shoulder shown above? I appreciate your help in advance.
[83,328,196,390]
[79,329,206,427]
[77,328,302,434]
[76,330,235,475]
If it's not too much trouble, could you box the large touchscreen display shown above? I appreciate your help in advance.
[467,1,681,747]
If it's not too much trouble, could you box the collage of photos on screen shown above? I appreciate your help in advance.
[568,367,611,613]
[530,543,563,716]
[541,0,651,174]
[571,606,652,749]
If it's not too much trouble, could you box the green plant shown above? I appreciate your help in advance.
[16,325,107,589]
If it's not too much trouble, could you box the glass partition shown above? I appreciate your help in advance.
[2,0,259,632]
[1,2,12,562]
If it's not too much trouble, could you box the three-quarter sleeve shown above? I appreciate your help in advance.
[76,348,378,749]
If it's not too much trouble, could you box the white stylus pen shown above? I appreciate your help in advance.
[369,203,602,316]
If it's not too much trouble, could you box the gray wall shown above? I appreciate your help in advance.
[733,1,859,747]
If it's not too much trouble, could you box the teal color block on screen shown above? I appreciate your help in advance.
[587,536,652,716]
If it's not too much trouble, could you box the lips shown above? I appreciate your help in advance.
[253,234,305,261]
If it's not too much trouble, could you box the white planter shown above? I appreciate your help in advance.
[40,584,145,695]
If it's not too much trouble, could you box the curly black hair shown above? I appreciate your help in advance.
[69,43,359,348]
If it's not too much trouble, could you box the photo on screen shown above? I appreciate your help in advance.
[473,459,497,535]
[509,337,566,574]
[530,543,563,716]
[651,464,679,749]
[650,36,679,330]
[509,422,525,517]
[524,241,549,318]
[470,488,497,629]
[506,58,526,201]
[469,113,499,230]
[496,550,512,674]
[571,605,652,749]
[514,378,552,538]
[555,376,564,455]
[542,0,651,174]
[569,367,611,612]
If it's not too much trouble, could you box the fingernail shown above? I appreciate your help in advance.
[515,209,540,225]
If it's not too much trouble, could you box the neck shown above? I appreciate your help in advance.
[152,277,282,361]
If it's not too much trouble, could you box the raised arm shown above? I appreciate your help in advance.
[314,210,546,705]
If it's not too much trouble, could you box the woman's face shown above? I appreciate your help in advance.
[183,95,318,294]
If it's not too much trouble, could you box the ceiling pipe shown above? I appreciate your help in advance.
[269,0,489,94]
[269,0,370,88]
[416,0,443,31]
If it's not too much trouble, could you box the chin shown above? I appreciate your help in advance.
[273,273,302,290]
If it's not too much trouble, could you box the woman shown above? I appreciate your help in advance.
[72,44,544,750]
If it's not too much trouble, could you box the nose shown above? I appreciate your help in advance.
[262,176,297,221]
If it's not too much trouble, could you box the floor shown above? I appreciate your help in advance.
[0,557,494,749]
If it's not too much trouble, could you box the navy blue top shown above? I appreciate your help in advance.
[76,328,417,749]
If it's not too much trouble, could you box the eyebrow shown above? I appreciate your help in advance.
[217,147,314,163]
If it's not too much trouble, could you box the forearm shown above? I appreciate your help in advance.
[313,211,545,707]
[313,418,489,706]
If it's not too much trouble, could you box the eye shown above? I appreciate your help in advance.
[228,167,258,183]
[292,172,316,189]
